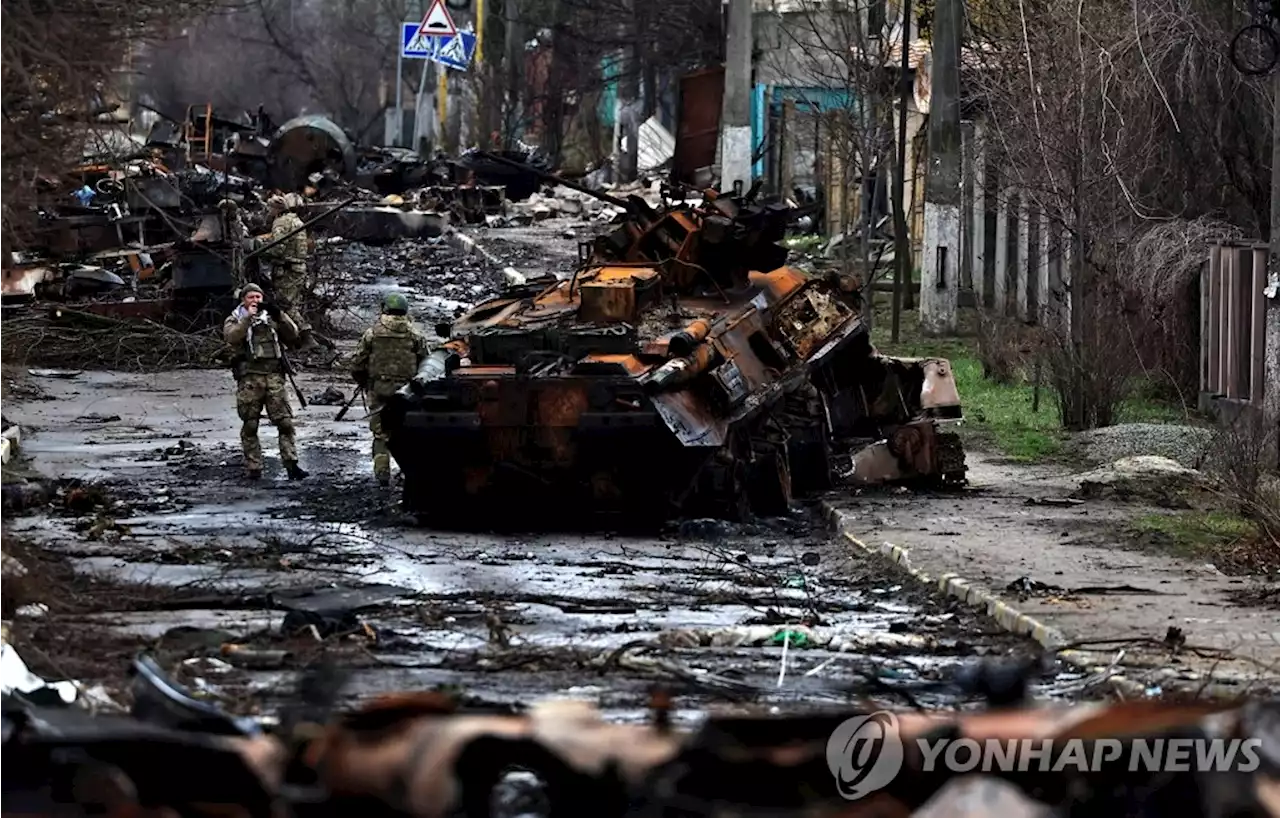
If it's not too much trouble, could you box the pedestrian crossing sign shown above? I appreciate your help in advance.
[402,24,440,58]
[401,22,476,70]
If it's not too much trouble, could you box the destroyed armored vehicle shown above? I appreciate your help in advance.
[380,173,966,521]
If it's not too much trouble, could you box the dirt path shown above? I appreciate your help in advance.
[826,451,1280,695]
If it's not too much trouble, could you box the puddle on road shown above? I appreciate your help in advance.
[6,368,1096,720]
[15,492,1094,716]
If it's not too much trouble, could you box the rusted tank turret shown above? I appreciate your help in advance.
[380,172,965,522]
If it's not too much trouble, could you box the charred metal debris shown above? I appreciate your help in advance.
[382,159,967,522]
[0,107,557,325]
[4,654,1279,818]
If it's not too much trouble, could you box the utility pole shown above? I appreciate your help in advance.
[1265,67,1280,467]
[609,0,642,183]
[395,37,404,146]
[719,0,753,192]
[414,54,433,151]
[503,0,521,149]
[618,6,641,182]
[890,0,912,344]
[918,0,961,336]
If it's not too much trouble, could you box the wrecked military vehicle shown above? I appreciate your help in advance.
[380,173,966,522]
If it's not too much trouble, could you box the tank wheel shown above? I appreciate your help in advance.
[747,441,793,518]
[936,430,969,488]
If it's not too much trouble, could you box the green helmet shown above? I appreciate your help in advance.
[382,292,409,314]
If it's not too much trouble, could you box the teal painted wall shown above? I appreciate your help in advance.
[598,54,621,128]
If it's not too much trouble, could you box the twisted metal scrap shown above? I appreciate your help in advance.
[295,694,1280,818]
[6,681,1279,818]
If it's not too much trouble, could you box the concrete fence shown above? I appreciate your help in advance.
[957,121,1071,328]
[1201,241,1269,412]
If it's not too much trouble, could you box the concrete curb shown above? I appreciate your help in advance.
[820,501,1151,699]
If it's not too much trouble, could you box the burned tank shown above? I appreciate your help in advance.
[380,168,966,522]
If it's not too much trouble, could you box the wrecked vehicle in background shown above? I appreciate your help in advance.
[381,161,966,522]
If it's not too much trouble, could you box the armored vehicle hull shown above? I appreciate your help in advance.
[381,179,965,522]
[381,271,964,522]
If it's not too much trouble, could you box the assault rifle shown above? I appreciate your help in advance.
[334,386,364,421]
[280,347,308,409]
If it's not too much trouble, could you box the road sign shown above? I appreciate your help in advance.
[415,0,457,39]
[402,23,476,69]
[431,30,477,71]
[402,22,440,58]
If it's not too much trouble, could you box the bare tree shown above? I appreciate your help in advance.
[759,0,901,331]
[967,0,1270,429]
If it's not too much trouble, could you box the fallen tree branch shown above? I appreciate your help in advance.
[0,306,226,372]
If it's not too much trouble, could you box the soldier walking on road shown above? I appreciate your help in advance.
[223,283,310,481]
[257,194,318,350]
[350,292,430,485]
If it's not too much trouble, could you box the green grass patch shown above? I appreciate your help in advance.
[782,235,826,254]
[867,308,1192,462]
[869,311,1064,461]
[1130,511,1260,561]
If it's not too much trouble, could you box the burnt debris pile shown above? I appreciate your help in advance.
[381,167,968,524]
[4,652,1275,818]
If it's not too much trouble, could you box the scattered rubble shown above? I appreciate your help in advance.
[657,624,940,652]
[1074,423,1215,469]
[308,385,347,406]
[3,652,1275,818]
[1072,456,1206,507]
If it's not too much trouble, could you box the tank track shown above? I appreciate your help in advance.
[936,430,968,486]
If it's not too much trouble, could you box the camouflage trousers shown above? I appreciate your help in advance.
[236,372,297,470]
[272,263,311,332]
[367,391,390,479]
[368,380,407,479]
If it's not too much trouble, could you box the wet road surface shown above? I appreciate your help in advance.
[3,367,1098,721]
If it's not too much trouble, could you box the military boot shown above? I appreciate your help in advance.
[247,468,262,481]
[373,454,391,486]
[284,461,309,480]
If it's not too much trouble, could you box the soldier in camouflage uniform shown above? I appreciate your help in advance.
[350,292,430,485]
[256,195,317,349]
[218,199,249,292]
[223,283,309,481]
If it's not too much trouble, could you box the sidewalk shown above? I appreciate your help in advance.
[823,452,1280,696]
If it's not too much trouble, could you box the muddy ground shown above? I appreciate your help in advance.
[0,221,1110,721]
[2,364,1106,722]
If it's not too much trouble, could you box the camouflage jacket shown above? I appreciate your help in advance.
[258,213,307,267]
[351,315,430,388]
[223,306,301,375]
